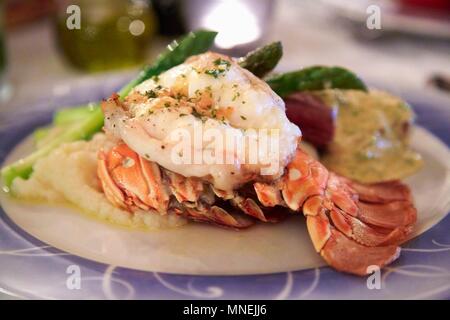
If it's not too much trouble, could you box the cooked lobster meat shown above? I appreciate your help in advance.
[97,52,417,276]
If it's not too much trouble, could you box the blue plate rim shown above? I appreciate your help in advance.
[0,89,449,300]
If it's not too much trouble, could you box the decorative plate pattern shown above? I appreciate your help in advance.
[0,87,449,299]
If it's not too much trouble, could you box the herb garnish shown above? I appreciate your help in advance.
[214,58,231,67]
[205,69,224,78]
[204,58,231,78]
[145,90,157,98]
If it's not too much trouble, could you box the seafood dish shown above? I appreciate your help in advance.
[1,31,425,276]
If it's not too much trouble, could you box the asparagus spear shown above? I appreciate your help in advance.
[53,103,98,126]
[54,40,283,124]
[1,30,217,189]
[2,107,105,189]
[33,127,51,143]
[238,41,283,78]
[47,30,219,125]
[117,30,218,98]
[266,66,367,97]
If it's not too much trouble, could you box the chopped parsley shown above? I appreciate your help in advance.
[145,85,163,99]
[175,92,185,100]
[191,109,204,119]
[145,90,157,98]
[204,59,231,78]
[214,58,231,67]
[205,69,225,78]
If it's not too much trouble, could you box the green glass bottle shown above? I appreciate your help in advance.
[54,0,157,72]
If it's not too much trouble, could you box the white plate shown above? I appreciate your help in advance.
[1,126,449,275]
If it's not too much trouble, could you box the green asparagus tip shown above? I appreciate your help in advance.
[238,41,283,78]
[1,165,32,190]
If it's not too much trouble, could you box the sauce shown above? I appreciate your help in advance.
[313,89,423,183]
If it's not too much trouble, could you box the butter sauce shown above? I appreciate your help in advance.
[313,89,423,183]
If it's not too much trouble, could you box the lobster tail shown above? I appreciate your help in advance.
[98,144,417,276]
[254,149,416,276]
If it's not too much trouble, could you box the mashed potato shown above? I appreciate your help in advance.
[12,133,186,230]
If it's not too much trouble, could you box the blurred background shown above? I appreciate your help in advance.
[0,0,449,111]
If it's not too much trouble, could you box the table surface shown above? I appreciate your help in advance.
[0,0,449,300]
